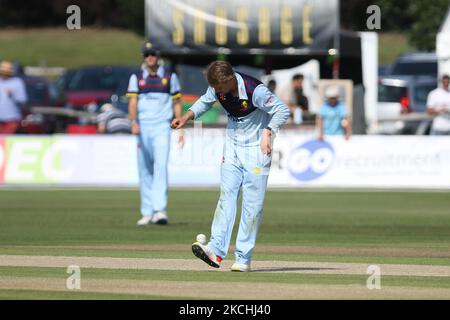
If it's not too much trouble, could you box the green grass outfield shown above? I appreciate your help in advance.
[1,189,449,247]
[0,189,449,299]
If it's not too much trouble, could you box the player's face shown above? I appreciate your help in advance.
[213,78,236,95]
[443,78,449,89]
[328,97,338,106]
[144,53,159,67]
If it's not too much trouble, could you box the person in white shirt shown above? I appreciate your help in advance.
[426,75,450,135]
[0,61,27,134]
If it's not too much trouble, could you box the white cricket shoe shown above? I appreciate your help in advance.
[231,262,251,272]
[136,215,153,226]
[152,211,168,225]
[191,242,222,268]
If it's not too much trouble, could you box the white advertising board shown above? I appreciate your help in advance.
[1,131,449,188]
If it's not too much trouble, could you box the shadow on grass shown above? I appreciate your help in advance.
[252,267,339,272]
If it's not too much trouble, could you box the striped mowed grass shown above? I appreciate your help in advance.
[0,189,449,299]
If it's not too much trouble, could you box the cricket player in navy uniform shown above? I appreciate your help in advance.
[171,61,290,271]
[127,41,184,226]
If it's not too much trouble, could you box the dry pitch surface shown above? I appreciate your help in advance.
[1,244,450,299]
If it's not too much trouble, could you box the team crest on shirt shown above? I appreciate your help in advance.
[240,100,248,111]
[161,78,168,86]
[139,79,146,87]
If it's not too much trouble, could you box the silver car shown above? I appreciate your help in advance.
[377,75,437,134]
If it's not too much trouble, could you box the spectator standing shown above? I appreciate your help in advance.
[286,74,309,124]
[0,61,27,134]
[317,85,352,140]
[267,78,277,93]
[426,74,450,135]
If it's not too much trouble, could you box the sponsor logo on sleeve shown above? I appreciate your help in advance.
[264,94,274,107]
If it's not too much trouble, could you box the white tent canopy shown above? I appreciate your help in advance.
[261,60,321,114]
[437,6,450,77]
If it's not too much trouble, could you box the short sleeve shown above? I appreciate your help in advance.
[126,74,138,98]
[170,73,182,99]
[14,78,28,104]
[426,90,437,107]
[339,103,348,117]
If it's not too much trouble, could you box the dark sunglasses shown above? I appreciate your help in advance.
[143,52,157,58]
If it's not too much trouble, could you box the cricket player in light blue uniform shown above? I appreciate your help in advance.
[172,61,290,271]
[127,41,184,226]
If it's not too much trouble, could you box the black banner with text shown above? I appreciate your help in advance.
[145,0,338,55]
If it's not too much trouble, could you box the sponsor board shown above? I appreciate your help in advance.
[2,136,138,185]
[1,132,450,188]
[270,134,450,188]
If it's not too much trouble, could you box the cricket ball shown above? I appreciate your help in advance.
[196,233,207,245]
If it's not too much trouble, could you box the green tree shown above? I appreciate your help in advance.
[375,0,415,31]
[376,0,449,50]
[407,0,449,50]
[117,0,145,36]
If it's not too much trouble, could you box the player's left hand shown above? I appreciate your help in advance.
[261,128,272,155]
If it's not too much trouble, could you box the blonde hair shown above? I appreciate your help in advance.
[205,61,235,86]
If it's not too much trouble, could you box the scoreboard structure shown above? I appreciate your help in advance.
[145,0,339,56]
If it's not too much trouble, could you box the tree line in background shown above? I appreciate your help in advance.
[0,0,144,35]
[342,0,449,51]
[0,0,448,51]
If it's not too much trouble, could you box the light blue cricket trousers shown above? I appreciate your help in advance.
[208,139,271,264]
[137,121,171,217]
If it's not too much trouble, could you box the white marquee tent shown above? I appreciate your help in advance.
[437,7,450,77]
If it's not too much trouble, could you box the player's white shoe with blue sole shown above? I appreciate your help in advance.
[152,211,168,225]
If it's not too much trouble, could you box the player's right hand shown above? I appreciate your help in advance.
[131,122,140,135]
[171,117,187,129]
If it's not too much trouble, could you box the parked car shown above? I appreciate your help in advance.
[377,75,436,134]
[388,52,437,77]
[109,70,140,114]
[24,76,63,107]
[378,64,391,76]
[52,68,76,104]
[17,76,63,134]
[62,65,138,111]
